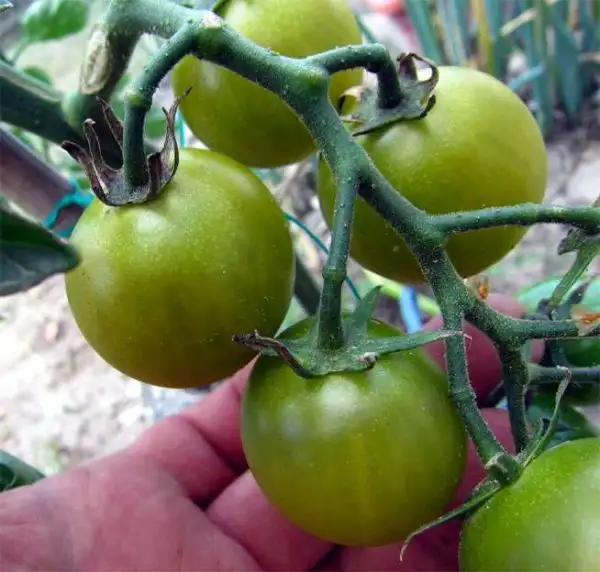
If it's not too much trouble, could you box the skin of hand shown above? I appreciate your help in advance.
[0,294,543,571]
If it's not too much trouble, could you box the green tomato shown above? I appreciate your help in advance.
[318,66,548,284]
[241,317,467,546]
[172,0,363,168]
[460,438,600,571]
[66,148,295,389]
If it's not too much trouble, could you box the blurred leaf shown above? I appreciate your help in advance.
[110,98,126,121]
[0,202,79,296]
[548,2,582,115]
[73,173,91,191]
[518,276,600,314]
[181,0,219,8]
[22,0,89,43]
[578,0,598,93]
[0,451,45,492]
[435,0,469,66]
[508,63,546,91]
[579,0,598,52]
[145,108,168,139]
[8,127,39,152]
[482,0,511,77]
[112,73,132,97]
[20,65,52,86]
[527,391,599,451]
[0,0,12,13]
[404,0,446,64]
[506,0,554,134]
[549,239,600,311]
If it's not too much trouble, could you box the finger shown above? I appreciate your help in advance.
[130,361,253,504]
[422,294,544,403]
[320,409,513,571]
[207,471,332,571]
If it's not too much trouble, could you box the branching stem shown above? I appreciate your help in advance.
[36,0,600,476]
[529,364,600,384]
[497,347,530,452]
[435,204,600,235]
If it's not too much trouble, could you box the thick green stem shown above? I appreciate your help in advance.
[315,180,358,350]
[513,319,599,342]
[113,0,518,468]
[61,0,188,152]
[422,258,510,464]
[306,44,404,109]
[94,0,595,476]
[3,0,597,479]
[497,346,530,452]
[123,19,206,186]
[529,364,600,384]
[435,204,600,235]
[64,0,178,112]
[464,291,597,350]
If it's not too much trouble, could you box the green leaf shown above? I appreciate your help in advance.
[400,478,501,562]
[549,242,600,311]
[180,0,218,8]
[0,450,45,492]
[20,65,53,85]
[22,0,89,43]
[211,0,231,13]
[0,202,79,296]
[8,127,39,151]
[526,390,600,452]
[145,108,168,139]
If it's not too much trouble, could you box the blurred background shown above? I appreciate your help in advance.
[1,0,599,474]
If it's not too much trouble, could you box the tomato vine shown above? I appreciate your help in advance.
[59,0,597,470]
[1,0,600,558]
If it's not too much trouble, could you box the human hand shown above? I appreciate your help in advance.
[0,294,541,571]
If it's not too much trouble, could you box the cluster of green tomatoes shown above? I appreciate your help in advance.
[63,1,599,569]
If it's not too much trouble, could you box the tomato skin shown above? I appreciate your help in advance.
[172,0,363,168]
[318,66,547,284]
[460,438,600,571]
[241,317,467,546]
[66,148,295,389]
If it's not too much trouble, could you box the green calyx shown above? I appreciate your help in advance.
[340,52,438,137]
[401,364,580,558]
[234,287,459,378]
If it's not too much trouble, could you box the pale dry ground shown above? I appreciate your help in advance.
[1,3,599,474]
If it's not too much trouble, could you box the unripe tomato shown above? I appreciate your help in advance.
[66,148,295,389]
[242,317,467,546]
[460,438,600,571]
[172,0,363,168]
[318,66,548,284]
